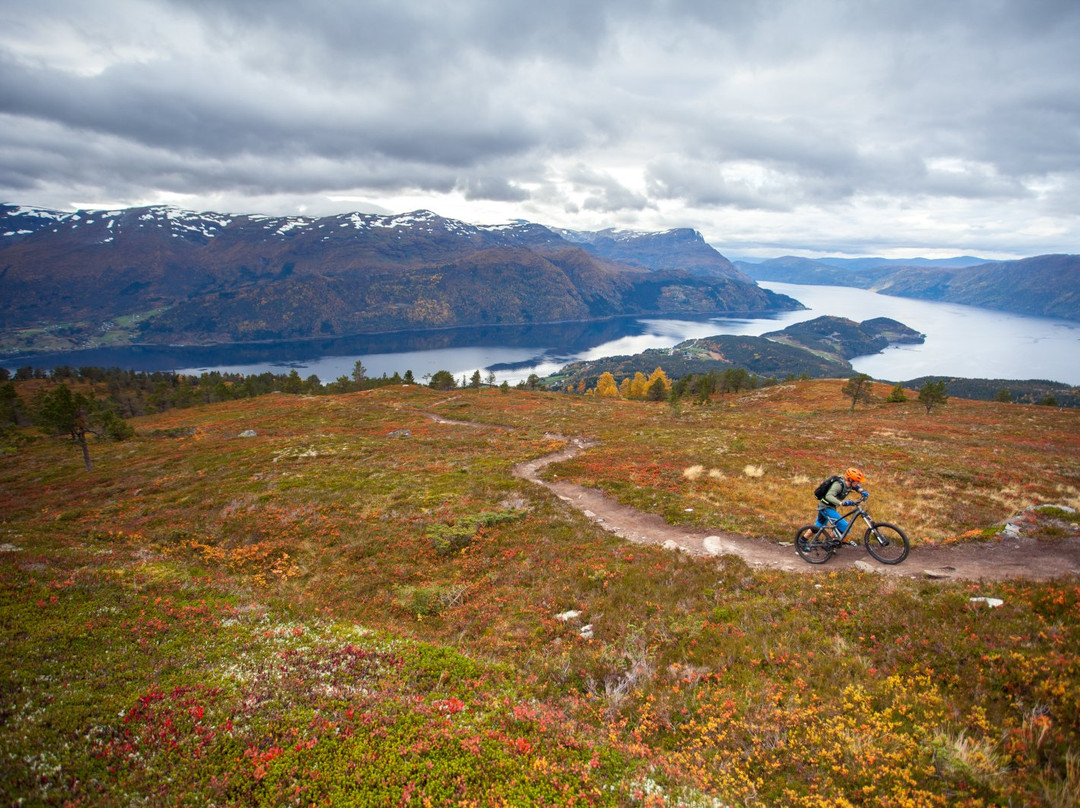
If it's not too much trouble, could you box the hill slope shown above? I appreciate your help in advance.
[545,315,925,387]
[2,382,1079,805]
[738,253,1080,322]
[0,204,799,350]
[875,254,1080,321]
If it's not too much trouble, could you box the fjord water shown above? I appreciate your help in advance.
[169,282,1078,386]
[763,282,1080,385]
[6,283,1078,385]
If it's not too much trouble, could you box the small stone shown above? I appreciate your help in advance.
[238,429,257,438]
[702,536,727,555]
[969,597,1004,608]
[579,624,594,640]
[555,610,581,622]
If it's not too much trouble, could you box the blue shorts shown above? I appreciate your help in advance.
[816,506,849,534]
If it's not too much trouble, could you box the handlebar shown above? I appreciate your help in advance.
[841,493,870,506]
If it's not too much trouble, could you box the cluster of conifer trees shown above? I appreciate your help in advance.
[0,364,416,422]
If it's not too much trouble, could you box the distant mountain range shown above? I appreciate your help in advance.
[736,254,1080,322]
[3,201,1076,361]
[0,204,798,355]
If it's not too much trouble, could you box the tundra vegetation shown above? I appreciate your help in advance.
[1,376,1078,806]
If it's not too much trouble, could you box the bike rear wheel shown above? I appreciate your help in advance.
[795,525,834,564]
[863,522,909,564]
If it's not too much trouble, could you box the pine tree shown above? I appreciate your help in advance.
[429,370,457,390]
[842,373,874,411]
[646,377,668,401]
[918,380,948,414]
[647,367,672,398]
[35,383,132,470]
[886,383,907,403]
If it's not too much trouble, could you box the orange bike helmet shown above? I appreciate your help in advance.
[845,467,866,484]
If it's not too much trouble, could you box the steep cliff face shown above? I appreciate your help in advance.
[557,226,750,282]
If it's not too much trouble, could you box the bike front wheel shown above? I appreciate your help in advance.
[795,525,834,564]
[863,522,909,564]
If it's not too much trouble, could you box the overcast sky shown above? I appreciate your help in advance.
[2,0,1078,259]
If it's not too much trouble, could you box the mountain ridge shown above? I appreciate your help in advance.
[0,203,799,354]
[736,253,1080,321]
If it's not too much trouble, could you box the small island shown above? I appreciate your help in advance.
[544,315,925,389]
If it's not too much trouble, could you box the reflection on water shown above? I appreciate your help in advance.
[3,315,782,384]
[4,285,1078,385]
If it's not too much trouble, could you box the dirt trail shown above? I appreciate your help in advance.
[510,435,1080,582]
[419,409,1080,581]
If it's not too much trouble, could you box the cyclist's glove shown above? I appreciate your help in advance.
[861,491,869,500]
[841,500,854,506]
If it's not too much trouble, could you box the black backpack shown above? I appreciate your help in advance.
[813,475,844,501]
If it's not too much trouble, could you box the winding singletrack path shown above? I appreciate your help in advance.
[420,408,1080,581]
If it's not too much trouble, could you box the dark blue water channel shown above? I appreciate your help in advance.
[5,283,1079,386]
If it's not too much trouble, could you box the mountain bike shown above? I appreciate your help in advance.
[795,500,909,565]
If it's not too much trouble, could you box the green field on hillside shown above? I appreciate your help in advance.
[2,381,1078,805]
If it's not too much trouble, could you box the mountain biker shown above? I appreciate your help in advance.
[816,467,869,543]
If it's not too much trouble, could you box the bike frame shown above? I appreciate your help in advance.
[819,502,876,539]
[799,499,908,565]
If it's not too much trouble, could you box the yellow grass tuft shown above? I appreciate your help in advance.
[931,729,1008,789]
[1052,485,1080,511]
[682,465,705,480]
[743,464,765,478]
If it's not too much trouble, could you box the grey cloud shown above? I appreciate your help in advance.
[567,165,653,213]
[456,176,530,203]
[0,51,548,169]
[1,0,1078,255]
[645,157,796,212]
[180,0,615,78]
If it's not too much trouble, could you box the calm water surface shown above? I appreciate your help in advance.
[767,283,1080,385]
[6,283,1078,385]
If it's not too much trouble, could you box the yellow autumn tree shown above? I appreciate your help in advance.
[647,367,672,400]
[643,365,669,391]
[627,372,650,400]
[594,371,619,397]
